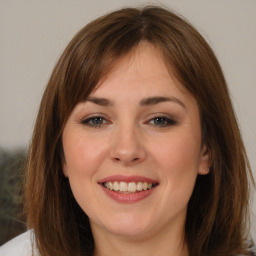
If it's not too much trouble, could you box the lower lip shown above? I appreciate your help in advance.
[101,186,157,203]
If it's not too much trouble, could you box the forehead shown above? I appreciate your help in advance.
[91,42,191,102]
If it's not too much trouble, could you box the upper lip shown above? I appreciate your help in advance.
[98,175,159,184]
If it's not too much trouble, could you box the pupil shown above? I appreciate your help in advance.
[154,117,165,125]
[93,117,103,124]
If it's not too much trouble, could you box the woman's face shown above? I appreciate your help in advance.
[62,42,210,240]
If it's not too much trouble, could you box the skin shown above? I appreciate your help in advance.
[63,42,210,256]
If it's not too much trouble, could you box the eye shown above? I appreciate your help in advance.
[149,116,177,127]
[81,116,108,128]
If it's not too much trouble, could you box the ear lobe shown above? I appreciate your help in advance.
[199,166,210,175]
[198,145,211,175]
[62,163,69,178]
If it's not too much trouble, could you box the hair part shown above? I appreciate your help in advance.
[24,5,254,256]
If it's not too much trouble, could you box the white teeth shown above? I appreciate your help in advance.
[137,182,143,191]
[108,182,113,190]
[119,182,128,192]
[113,181,119,191]
[128,182,137,192]
[103,181,156,193]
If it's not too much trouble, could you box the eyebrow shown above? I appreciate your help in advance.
[140,96,187,110]
[86,97,113,106]
[86,96,187,110]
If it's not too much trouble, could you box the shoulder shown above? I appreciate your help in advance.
[241,240,256,256]
[248,242,256,256]
[0,230,39,256]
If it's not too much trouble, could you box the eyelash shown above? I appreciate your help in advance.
[147,116,177,127]
[81,116,109,128]
[81,115,177,128]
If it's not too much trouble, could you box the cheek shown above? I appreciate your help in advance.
[151,132,201,192]
[62,133,108,212]
[154,132,201,169]
[63,132,108,178]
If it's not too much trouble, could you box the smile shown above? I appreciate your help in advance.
[98,175,159,203]
[102,181,158,193]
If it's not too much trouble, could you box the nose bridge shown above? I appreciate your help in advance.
[110,119,146,164]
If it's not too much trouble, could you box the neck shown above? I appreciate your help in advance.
[92,223,189,256]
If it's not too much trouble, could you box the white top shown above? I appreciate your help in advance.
[0,230,39,256]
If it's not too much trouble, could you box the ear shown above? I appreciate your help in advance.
[61,149,69,178]
[198,144,211,175]
[62,162,69,178]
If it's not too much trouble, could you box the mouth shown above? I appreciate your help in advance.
[98,175,159,202]
[101,181,158,193]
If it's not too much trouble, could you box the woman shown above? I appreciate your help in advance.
[0,5,255,256]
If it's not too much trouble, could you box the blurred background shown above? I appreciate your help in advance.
[0,0,255,245]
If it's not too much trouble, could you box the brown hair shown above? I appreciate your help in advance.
[24,5,254,256]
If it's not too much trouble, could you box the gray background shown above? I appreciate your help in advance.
[1,0,255,239]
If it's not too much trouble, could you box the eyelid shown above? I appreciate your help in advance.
[145,112,177,121]
[145,113,178,127]
[81,116,107,123]
[80,113,109,121]
[80,113,111,128]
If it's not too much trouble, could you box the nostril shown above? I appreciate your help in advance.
[113,157,140,163]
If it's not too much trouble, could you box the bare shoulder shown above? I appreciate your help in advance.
[0,230,39,256]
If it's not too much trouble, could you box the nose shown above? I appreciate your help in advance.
[109,125,146,165]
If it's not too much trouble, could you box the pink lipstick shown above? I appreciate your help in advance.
[98,175,159,203]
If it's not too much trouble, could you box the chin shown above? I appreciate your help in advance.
[106,224,152,238]
[92,213,155,238]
